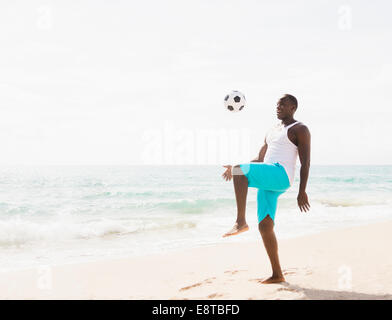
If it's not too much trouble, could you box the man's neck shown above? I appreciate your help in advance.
[281,118,296,126]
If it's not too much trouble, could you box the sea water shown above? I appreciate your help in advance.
[0,165,391,270]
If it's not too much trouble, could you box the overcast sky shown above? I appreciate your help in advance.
[1,0,391,165]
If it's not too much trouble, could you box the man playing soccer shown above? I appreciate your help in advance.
[222,94,311,284]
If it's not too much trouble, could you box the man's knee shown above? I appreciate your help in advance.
[258,216,274,234]
[232,165,245,177]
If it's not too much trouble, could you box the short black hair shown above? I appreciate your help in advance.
[279,94,298,110]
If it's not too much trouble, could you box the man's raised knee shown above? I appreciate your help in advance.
[258,216,274,234]
[232,165,245,176]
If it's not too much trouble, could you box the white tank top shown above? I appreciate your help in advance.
[263,121,300,186]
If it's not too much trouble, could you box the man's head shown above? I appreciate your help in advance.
[276,94,298,120]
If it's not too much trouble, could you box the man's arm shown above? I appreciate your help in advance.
[251,137,268,162]
[296,125,311,212]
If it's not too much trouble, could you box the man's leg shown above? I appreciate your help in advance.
[223,165,249,237]
[258,216,285,283]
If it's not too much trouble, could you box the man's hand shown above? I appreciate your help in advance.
[297,191,310,212]
[222,165,233,181]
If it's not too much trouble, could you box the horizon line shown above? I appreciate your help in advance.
[0,164,391,167]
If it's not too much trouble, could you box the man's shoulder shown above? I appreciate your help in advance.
[293,122,311,140]
[294,122,310,133]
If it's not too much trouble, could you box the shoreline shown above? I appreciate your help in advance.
[0,215,387,274]
[1,219,392,299]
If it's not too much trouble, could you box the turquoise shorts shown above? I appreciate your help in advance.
[239,162,290,223]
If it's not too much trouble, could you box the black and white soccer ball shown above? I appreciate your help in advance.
[223,90,246,112]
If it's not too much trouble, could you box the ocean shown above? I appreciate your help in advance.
[0,165,391,271]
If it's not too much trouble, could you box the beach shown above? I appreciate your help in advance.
[1,220,391,300]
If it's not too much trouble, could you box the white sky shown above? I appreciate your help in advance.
[0,0,391,165]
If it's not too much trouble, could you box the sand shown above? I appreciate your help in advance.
[1,220,392,300]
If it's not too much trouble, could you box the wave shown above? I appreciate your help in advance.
[82,197,236,213]
[82,191,156,200]
[0,217,197,247]
[2,195,387,221]
[313,198,389,208]
[154,198,235,213]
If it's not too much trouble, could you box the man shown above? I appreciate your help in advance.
[221,94,311,284]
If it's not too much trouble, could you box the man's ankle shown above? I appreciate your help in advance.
[272,272,284,278]
[236,220,247,226]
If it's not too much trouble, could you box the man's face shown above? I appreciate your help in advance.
[276,101,294,119]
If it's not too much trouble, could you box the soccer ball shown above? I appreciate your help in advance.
[224,90,246,112]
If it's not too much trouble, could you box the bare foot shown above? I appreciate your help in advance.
[260,275,286,284]
[222,222,249,238]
